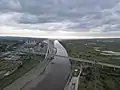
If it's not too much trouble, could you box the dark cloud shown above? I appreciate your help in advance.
[0,0,120,34]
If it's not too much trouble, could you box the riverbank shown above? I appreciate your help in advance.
[23,40,71,90]
[3,56,47,90]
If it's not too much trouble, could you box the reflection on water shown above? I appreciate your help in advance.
[101,51,120,55]
[33,40,71,90]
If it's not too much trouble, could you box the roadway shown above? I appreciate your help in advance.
[19,40,71,90]
[21,50,120,69]
[17,39,120,69]
[65,65,82,90]
[56,55,120,68]
[54,55,120,69]
[4,57,51,90]
[31,40,71,90]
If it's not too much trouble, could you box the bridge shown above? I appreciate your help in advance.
[18,40,120,90]
[44,39,55,60]
[18,39,120,69]
[55,55,120,69]
[19,49,120,69]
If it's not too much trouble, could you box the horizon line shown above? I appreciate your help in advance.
[0,35,120,40]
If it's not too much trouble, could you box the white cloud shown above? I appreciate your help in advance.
[0,12,23,24]
[0,0,120,38]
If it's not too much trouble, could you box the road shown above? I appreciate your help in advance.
[21,40,71,90]
[4,40,71,90]
[4,57,50,90]
[21,51,120,69]
[65,65,82,90]
[54,55,120,69]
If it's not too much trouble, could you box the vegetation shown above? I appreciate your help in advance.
[61,39,120,90]
[79,66,120,90]
[61,39,120,65]
[0,55,44,90]
[0,38,46,90]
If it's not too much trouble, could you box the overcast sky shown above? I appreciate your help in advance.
[0,0,120,39]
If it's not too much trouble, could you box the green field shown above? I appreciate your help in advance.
[61,39,120,65]
[61,39,120,90]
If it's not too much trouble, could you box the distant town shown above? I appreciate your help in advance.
[0,38,51,89]
[0,37,120,90]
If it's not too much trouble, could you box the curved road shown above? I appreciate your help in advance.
[3,40,71,90]
[22,40,71,90]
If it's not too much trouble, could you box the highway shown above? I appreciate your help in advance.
[55,55,120,69]
[4,40,71,90]
[21,40,71,90]
[4,40,120,90]
[20,49,120,69]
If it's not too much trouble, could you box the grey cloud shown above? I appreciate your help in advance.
[0,0,120,34]
[0,0,21,12]
[102,24,120,32]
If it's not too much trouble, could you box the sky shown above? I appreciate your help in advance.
[0,0,120,39]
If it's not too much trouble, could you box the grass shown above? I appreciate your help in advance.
[61,39,120,90]
[61,40,120,65]
[0,56,44,90]
[114,49,120,52]
[78,66,120,90]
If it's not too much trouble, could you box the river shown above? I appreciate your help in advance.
[32,40,71,90]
